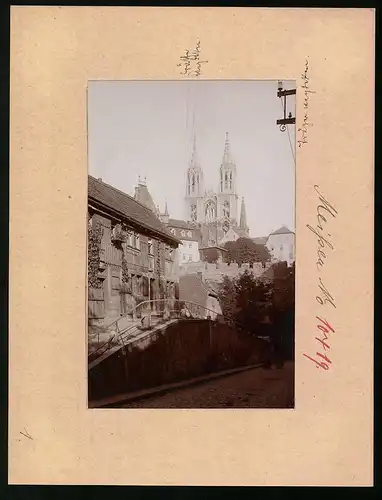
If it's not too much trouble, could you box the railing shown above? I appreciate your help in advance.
[88,334,117,363]
[88,298,236,363]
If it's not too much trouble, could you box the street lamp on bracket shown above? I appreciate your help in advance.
[276,80,296,132]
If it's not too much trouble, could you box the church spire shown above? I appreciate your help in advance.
[164,198,169,216]
[189,133,200,168]
[239,197,248,233]
[186,133,204,199]
[222,131,234,166]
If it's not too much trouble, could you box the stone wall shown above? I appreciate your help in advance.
[179,261,272,283]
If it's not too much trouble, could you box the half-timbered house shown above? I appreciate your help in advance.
[88,175,181,325]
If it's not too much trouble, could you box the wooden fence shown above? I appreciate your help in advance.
[88,319,270,401]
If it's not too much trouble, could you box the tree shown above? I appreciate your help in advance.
[223,238,271,265]
[223,240,237,264]
[272,261,295,312]
[218,275,238,325]
[217,263,295,361]
[269,262,295,362]
[234,270,272,334]
[203,247,220,264]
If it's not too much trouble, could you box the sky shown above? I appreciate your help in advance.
[88,80,295,237]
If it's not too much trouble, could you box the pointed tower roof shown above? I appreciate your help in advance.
[164,199,169,216]
[189,133,201,169]
[134,177,158,214]
[221,132,235,166]
[239,196,248,232]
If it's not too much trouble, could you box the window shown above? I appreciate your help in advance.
[182,254,186,261]
[190,204,197,222]
[188,255,192,262]
[126,231,133,246]
[205,201,216,222]
[148,238,153,255]
[111,276,120,296]
[189,243,192,248]
[134,233,140,250]
[280,244,283,251]
[223,200,230,219]
[149,256,154,270]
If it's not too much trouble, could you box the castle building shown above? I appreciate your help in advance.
[183,132,249,246]
[266,226,295,267]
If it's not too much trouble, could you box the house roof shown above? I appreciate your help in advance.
[235,228,249,238]
[168,218,198,230]
[269,225,295,236]
[199,245,228,252]
[252,236,268,245]
[134,182,159,214]
[88,176,181,245]
[179,274,208,307]
[179,274,221,306]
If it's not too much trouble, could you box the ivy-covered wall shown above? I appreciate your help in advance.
[88,221,104,289]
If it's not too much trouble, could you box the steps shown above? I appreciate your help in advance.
[89,314,180,369]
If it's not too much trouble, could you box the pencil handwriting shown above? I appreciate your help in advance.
[177,39,208,77]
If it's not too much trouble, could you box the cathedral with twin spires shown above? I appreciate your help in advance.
[184,132,249,245]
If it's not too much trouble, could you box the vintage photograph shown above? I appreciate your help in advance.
[87,80,296,409]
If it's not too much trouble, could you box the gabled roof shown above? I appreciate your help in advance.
[269,226,295,236]
[88,175,180,245]
[235,228,249,238]
[134,182,158,214]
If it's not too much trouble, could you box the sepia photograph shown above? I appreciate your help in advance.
[87,80,296,409]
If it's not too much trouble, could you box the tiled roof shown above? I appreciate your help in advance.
[168,218,198,230]
[88,176,180,245]
[269,226,295,236]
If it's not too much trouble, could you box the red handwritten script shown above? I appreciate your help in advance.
[303,316,335,370]
[304,185,338,370]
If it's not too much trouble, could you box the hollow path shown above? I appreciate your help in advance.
[123,361,294,409]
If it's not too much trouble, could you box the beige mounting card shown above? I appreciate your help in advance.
[9,7,374,486]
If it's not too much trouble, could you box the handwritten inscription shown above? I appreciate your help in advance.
[177,39,208,76]
[297,58,316,148]
[304,186,338,370]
